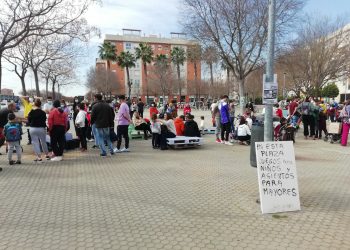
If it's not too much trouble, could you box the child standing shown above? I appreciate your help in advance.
[150,113,161,149]
[4,113,22,165]
[199,116,205,135]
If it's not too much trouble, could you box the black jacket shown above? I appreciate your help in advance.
[184,120,201,137]
[91,101,115,128]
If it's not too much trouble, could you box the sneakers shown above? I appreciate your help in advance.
[9,160,15,165]
[15,160,21,164]
[34,158,43,163]
[220,140,225,144]
[51,156,63,161]
[100,153,107,157]
[120,148,130,153]
[225,141,233,146]
[215,139,222,143]
[113,148,121,153]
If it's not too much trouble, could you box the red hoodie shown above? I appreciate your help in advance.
[48,108,68,131]
[174,117,185,136]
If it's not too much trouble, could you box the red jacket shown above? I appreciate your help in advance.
[48,108,68,131]
[174,117,185,136]
[149,107,159,117]
[276,108,283,118]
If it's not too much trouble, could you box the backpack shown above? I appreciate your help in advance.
[5,124,21,142]
[302,102,310,115]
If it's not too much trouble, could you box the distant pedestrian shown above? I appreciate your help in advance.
[137,99,145,118]
[75,103,88,152]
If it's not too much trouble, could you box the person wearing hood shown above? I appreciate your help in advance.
[184,114,201,137]
[48,100,68,161]
[219,95,233,145]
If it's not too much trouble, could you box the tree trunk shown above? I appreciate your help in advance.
[21,78,27,96]
[177,64,181,101]
[144,63,148,104]
[238,79,245,115]
[45,78,49,98]
[33,68,41,97]
[52,81,56,99]
[126,67,131,99]
[209,63,214,86]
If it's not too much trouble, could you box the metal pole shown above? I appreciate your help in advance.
[264,0,276,142]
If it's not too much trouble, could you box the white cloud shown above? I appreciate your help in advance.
[3,0,182,97]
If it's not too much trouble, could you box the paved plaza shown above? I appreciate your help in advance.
[0,110,350,249]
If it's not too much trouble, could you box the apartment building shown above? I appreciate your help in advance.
[97,29,201,103]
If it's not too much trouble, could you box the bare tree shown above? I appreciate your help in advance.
[279,16,350,97]
[181,0,304,113]
[0,0,99,91]
[149,54,175,102]
[86,66,120,97]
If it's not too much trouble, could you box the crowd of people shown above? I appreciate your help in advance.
[1,93,349,172]
[0,94,204,170]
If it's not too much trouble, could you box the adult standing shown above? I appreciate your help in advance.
[91,94,115,157]
[75,103,88,152]
[48,100,68,161]
[43,96,53,114]
[340,100,350,146]
[114,95,131,153]
[21,96,33,145]
[219,95,233,145]
[298,97,315,140]
[28,99,50,162]
[137,99,145,118]
[288,97,300,127]
[149,102,159,118]
[212,102,221,143]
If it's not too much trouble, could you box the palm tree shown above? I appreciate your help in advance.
[135,43,153,103]
[117,51,136,99]
[187,45,202,101]
[98,41,117,97]
[98,41,117,70]
[171,46,186,100]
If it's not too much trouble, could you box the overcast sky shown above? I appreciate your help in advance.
[2,0,349,97]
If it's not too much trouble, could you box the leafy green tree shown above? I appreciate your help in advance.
[322,83,339,98]
[117,51,136,99]
[171,46,186,100]
[135,43,153,103]
[98,42,117,70]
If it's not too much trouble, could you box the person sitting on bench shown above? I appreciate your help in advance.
[132,112,151,140]
[159,112,176,150]
[184,114,201,137]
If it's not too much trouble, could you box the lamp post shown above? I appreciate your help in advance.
[263,0,276,142]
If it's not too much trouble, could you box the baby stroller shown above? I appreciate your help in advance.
[277,124,296,143]
[324,122,342,144]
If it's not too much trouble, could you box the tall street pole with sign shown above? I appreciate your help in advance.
[263,0,276,142]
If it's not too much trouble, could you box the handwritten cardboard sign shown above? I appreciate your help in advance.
[255,141,301,214]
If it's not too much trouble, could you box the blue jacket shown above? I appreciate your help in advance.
[219,101,230,124]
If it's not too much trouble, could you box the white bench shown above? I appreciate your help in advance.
[166,136,203,148]
[204,127,216,134]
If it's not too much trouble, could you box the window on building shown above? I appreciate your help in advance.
[158,45,162,50]
[126,43,132,50]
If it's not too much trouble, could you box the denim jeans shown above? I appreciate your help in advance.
[92,124,99,145]
[96,127,113,155]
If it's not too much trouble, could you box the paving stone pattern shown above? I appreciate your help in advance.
[0,125,350,249]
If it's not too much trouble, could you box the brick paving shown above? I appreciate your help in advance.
[0,112,350,249]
